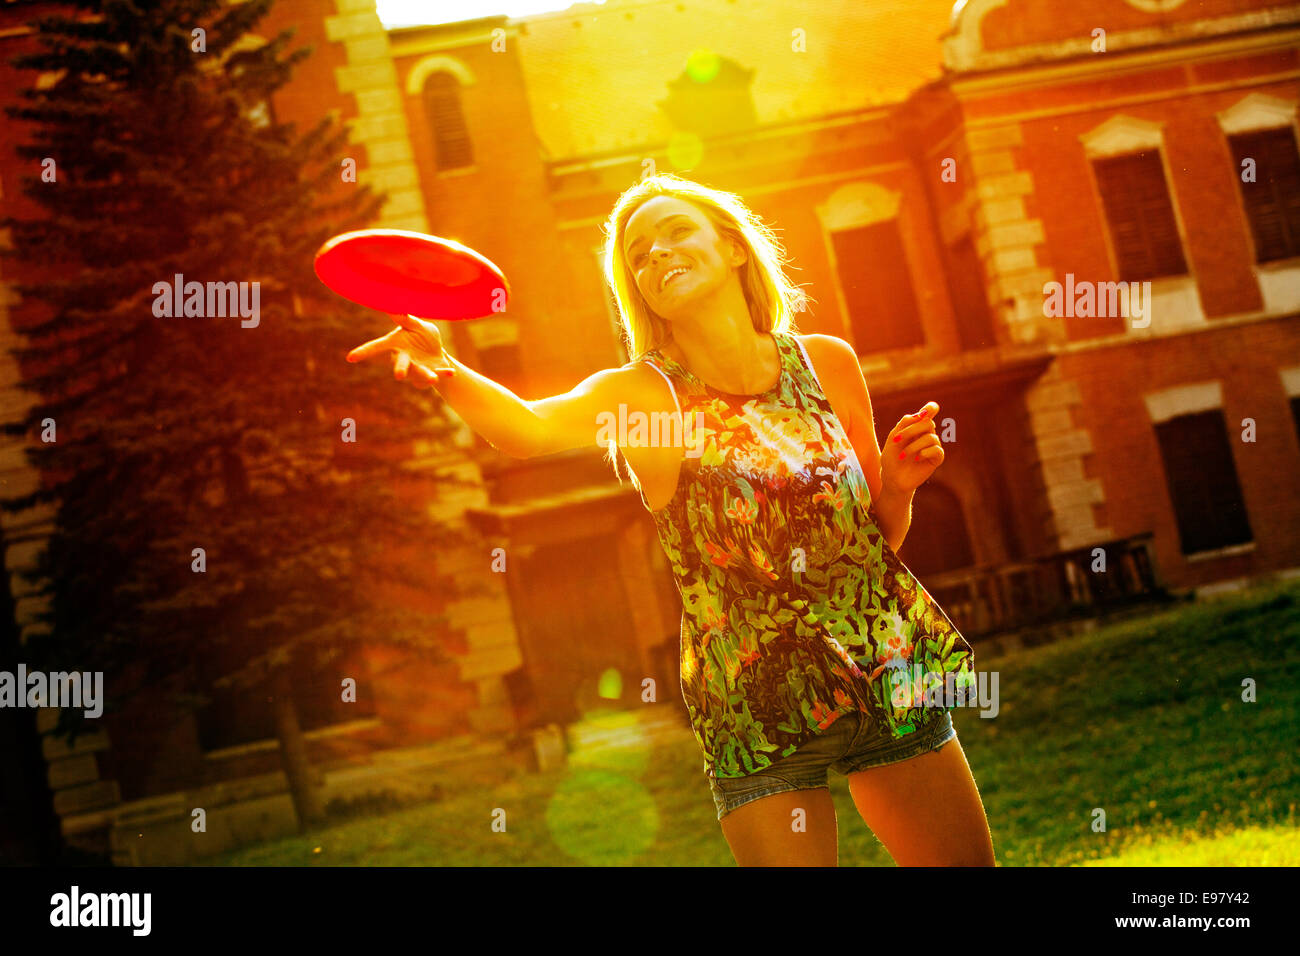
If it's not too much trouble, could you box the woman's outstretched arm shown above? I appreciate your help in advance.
[347,313,642,460]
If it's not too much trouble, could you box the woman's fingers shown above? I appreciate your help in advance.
[902,434,940,458]
[408,363,439,389]
[397,359,442,389]
[894,418,935,447]
[347,318,447,376]
[347,327,401,363]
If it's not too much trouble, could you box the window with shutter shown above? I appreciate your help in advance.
[1153,410,1253,555]
[1229,127,1300,263]
[423,72,473,171]
[1093,152,1188,281]
[831,219,925,355]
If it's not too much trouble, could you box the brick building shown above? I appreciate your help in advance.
[1,0,1298,860]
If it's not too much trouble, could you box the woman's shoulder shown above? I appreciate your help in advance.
[614,352,681,406]
[791,331,856,367]
[792,332,860,383]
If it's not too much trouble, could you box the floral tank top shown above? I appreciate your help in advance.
[633,330,977,778]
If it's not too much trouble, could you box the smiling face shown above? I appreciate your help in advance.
[622,195,747,318]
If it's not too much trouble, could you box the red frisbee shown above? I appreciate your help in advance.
[313,229,510,320]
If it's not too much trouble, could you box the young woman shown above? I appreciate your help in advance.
[347,173,995,867]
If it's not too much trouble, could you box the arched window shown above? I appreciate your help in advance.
[895,482,974,576]
[423,71,473,170]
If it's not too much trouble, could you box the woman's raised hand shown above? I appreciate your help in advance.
[881,401,943,493]
[346,313,457,389]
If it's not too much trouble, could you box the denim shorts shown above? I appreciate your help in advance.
[709,707,957,821]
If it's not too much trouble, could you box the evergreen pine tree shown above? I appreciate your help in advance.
[0,0,480,831]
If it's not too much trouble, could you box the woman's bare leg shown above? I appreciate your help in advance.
[718,787,838,866]
[845,737,995,866]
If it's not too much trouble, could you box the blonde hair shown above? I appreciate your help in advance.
[598,173,815,493]
[600,173,813,361]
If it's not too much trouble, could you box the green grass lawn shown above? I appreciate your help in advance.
[204,577,1300,866]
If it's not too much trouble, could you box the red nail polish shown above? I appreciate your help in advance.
[892,435,900,442]
[898,451,905,459]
